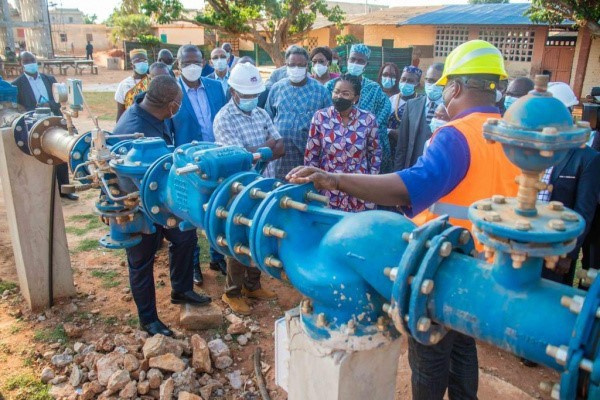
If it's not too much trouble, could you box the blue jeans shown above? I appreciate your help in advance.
[408,330,479,400]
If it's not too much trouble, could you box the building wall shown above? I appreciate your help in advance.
[49,10,85,25]
[153,23,204,45]
[581,37,600,98]
[360,25,436,48]
[51,24,111,55]
[302,27,332,49]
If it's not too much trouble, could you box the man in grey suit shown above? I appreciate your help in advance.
[393,63,444,170]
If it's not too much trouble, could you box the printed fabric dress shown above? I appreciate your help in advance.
[305,106,381,212]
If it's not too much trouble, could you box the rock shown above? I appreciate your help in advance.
[214,356,233,370]
[81,381,104,400]
[143,334,184,359]
[149,353,186,373]
[134,330,150,344]
[147,368,163,389]
[114,334,138,347]
[49,383,74,399]
[123,353,140,372]
[87,370,97,382]
[172,367,198,395]
[43,350,55,359]
[248,324,261,333]
[178,392,203,400]
[223,334,232,342]
[80,344,97,356]
[121,294,133,302]
[73,342,85,353]
[207,339,230,360]
[191,335,212,374]
[119,380,138,399]
[107,369,130,394]
[178,338,192,356]
[51,353,73,367]
[69,365,84,387]
[95,334,115,353]
[200,383,219,400]
[225,313,243,325]
[227,370,243,390]
[179,303,223,330]
[236,335,248,346]
[40,366,55,383]
[63,323,83,338]
[138,380,151,395]
[159,377,175,400]
[49,343,61,350]
[95,353,124,386]
[83,351,102,370]
[37,314,46,321]
[49,375,67,385]
[227,322,247,335]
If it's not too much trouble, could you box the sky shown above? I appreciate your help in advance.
[45,0,531,24]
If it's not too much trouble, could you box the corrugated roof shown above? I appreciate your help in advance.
[400,4,569,26]
[345,6,443,25]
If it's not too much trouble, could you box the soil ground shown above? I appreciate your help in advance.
[0,63,559,400]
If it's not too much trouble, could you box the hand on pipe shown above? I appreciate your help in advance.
[286,166,339,191]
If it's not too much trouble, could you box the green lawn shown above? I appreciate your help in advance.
[82,92,115,121]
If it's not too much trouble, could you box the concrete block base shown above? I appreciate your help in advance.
[285,309,402,400]
[179,303,223,330]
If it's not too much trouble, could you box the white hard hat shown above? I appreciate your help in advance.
[547,82,579,108]
[228,63,265,95]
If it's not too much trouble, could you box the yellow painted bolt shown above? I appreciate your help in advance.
[459,230,470,245]
[234,244,252,257]
[515,219,531,231]
[491,195,505,204]
[316,313,327,327]
[216,236,228,247]
[250,188,268,199]
[548,219,565,231]
[263,225,287,239]
[305,191,329,205]
[477,202,492,211]
[215,207,229,219]
[421,279,434,295]
[264,256,283,269]
[549,201,564,211]
[417,317,431,332]
[231,182,245,193]
[484,211,502,222]
[280,196,308,211]
[233,214,252,227]
[439,242,452,257]
[561,212,578,222]
[166,218,177,228]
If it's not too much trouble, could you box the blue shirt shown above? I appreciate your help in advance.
[397,106,499,216]
[112,95,173,144]
[179,77,214,142]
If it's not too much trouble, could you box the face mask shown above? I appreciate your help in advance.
[346,63,365,77]
[166,64,173,71]
[23,62,38,75]
[332,59,338,66]
[442,82,456,116]
[213,58,228,71]
[237,96,258,112]
[381,77,396,89]
[400,82,415,97]
[225,52,231,60]
[504,95,518,110]
[133,61,149,75]
[429,117,446,133]
[312,63,328,77]
[594,95,600,103]
[425,83,443,101]
[169,101,181,118]
[495,89,503,103]
[287,66,307,83]
[332,97,353,113]
[181,64,202,82]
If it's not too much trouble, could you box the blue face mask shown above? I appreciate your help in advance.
[23,62,38,75]
[504,95,518,110]
[381,77,396,89]
[425,83,443,101]
[346,63,365,77]
[237,96,258,112]
[134,61,149,75]
[399,82,415,97]
[429,117,446,133]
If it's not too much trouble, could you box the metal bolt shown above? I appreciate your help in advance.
[577,268,598,283]
[376,316,386,332]
[191,140,199,145]
[163,162,171,170]
[382,303,392,316]
[417,317,431,332]
[580,358,594,372]
[561,212,578,222]
[167,218,177,228]
[560,295,584,314]
[546,344,568,365]
[540,150,554,157]
[72,151,81,160]
[110,188,120,196]
[33,148,41,155]
[264,256,283,269]
[577,120,591,128]
[459,230,470,245]
[316,313,327,327]
[305,191,329,205]
[32,132,39,139]
[545,255,559,270]
[149,182,158,191]
[421,279,434,295]
[234,244,252,257]
[439,242,452,257]
[17,141,23,147]
[484,212,501,222]
[388,267,399,281]
[548,219,565,231]
[511,253,527,269]
[215,207,229,219]
[542,127,558,135]
[202,203,208,211]
[233,214,252,227]
[383,267,391,277]
[46,159,53,165]
[84,136,92,143]
[430,331,443,344]
[301,299,312,314]
[477,202,492,211]
[280,196,308,212]
[347,319,356,335]
[402,232,411,242]
[176,148,184,154]
[231,182,245,193]
[515,219,531,231]
[216,236,228,247]
[549,201,564,211]
[250,188,268,199]
[491,195,505,204]
[151,206,160,215]
[263,225,287,239]
[201,174,208,179]
[15,125,21,132]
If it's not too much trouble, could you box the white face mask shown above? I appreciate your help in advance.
[213,58,228,72]
[312,63,328,77]
[181,64,202,82]
[495,89,503,103]
[287,66,307,83]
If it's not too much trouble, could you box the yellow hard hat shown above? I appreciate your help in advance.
[436,40,508,86]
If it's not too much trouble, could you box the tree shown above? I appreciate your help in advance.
[527,0,600,36]
[84,13,98,24]
[111,14,153,44]
[142,0,345,66]
[468,0,508,3]
[336,34,359,46]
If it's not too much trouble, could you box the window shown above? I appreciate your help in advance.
[60,33,67,42]
[545,37,576,47]
[86,34,93,42]
[68,17,73,23]
[160,34,167,43]
[382,39,394,48]
[434,26,469,57]
[306,37,318,52]
[479,28,535,62]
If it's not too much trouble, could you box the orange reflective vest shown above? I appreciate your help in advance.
[412,111,520,234]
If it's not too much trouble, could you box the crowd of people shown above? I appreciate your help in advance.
[11,39,600,400]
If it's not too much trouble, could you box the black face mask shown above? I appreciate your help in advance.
[333,97,353,112]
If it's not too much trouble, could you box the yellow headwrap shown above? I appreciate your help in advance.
[129,48,147,59]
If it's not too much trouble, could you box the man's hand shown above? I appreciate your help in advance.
[266,137,277,149]
[286,166,339,191]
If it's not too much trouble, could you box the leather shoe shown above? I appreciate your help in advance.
[141,319,173,336]
[60,193,79,201]
[193,267,203,286]
[209,259,227,275]
[171,290,211,306]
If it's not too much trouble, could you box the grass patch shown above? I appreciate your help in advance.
[198,236,211,264]
[91,269,120,288]
[103,316,119,325]
[66,214,105,237]
[68,214,99,223]
[9,323,22,334]
[0,280,17,292]
[126,316,139,327]
[33,324,67,343]
[82,91,116,121]
[4,373,52,400]
[74,238,101,253]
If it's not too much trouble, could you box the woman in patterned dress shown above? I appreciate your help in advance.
[304,74,381,212]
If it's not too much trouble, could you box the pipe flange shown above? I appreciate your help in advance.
[11,110,35,155]
[391,216,450,335]
[407,225,475,345]
[140,153,180,228]
[27,116,68,165]
[99,232,142,249]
